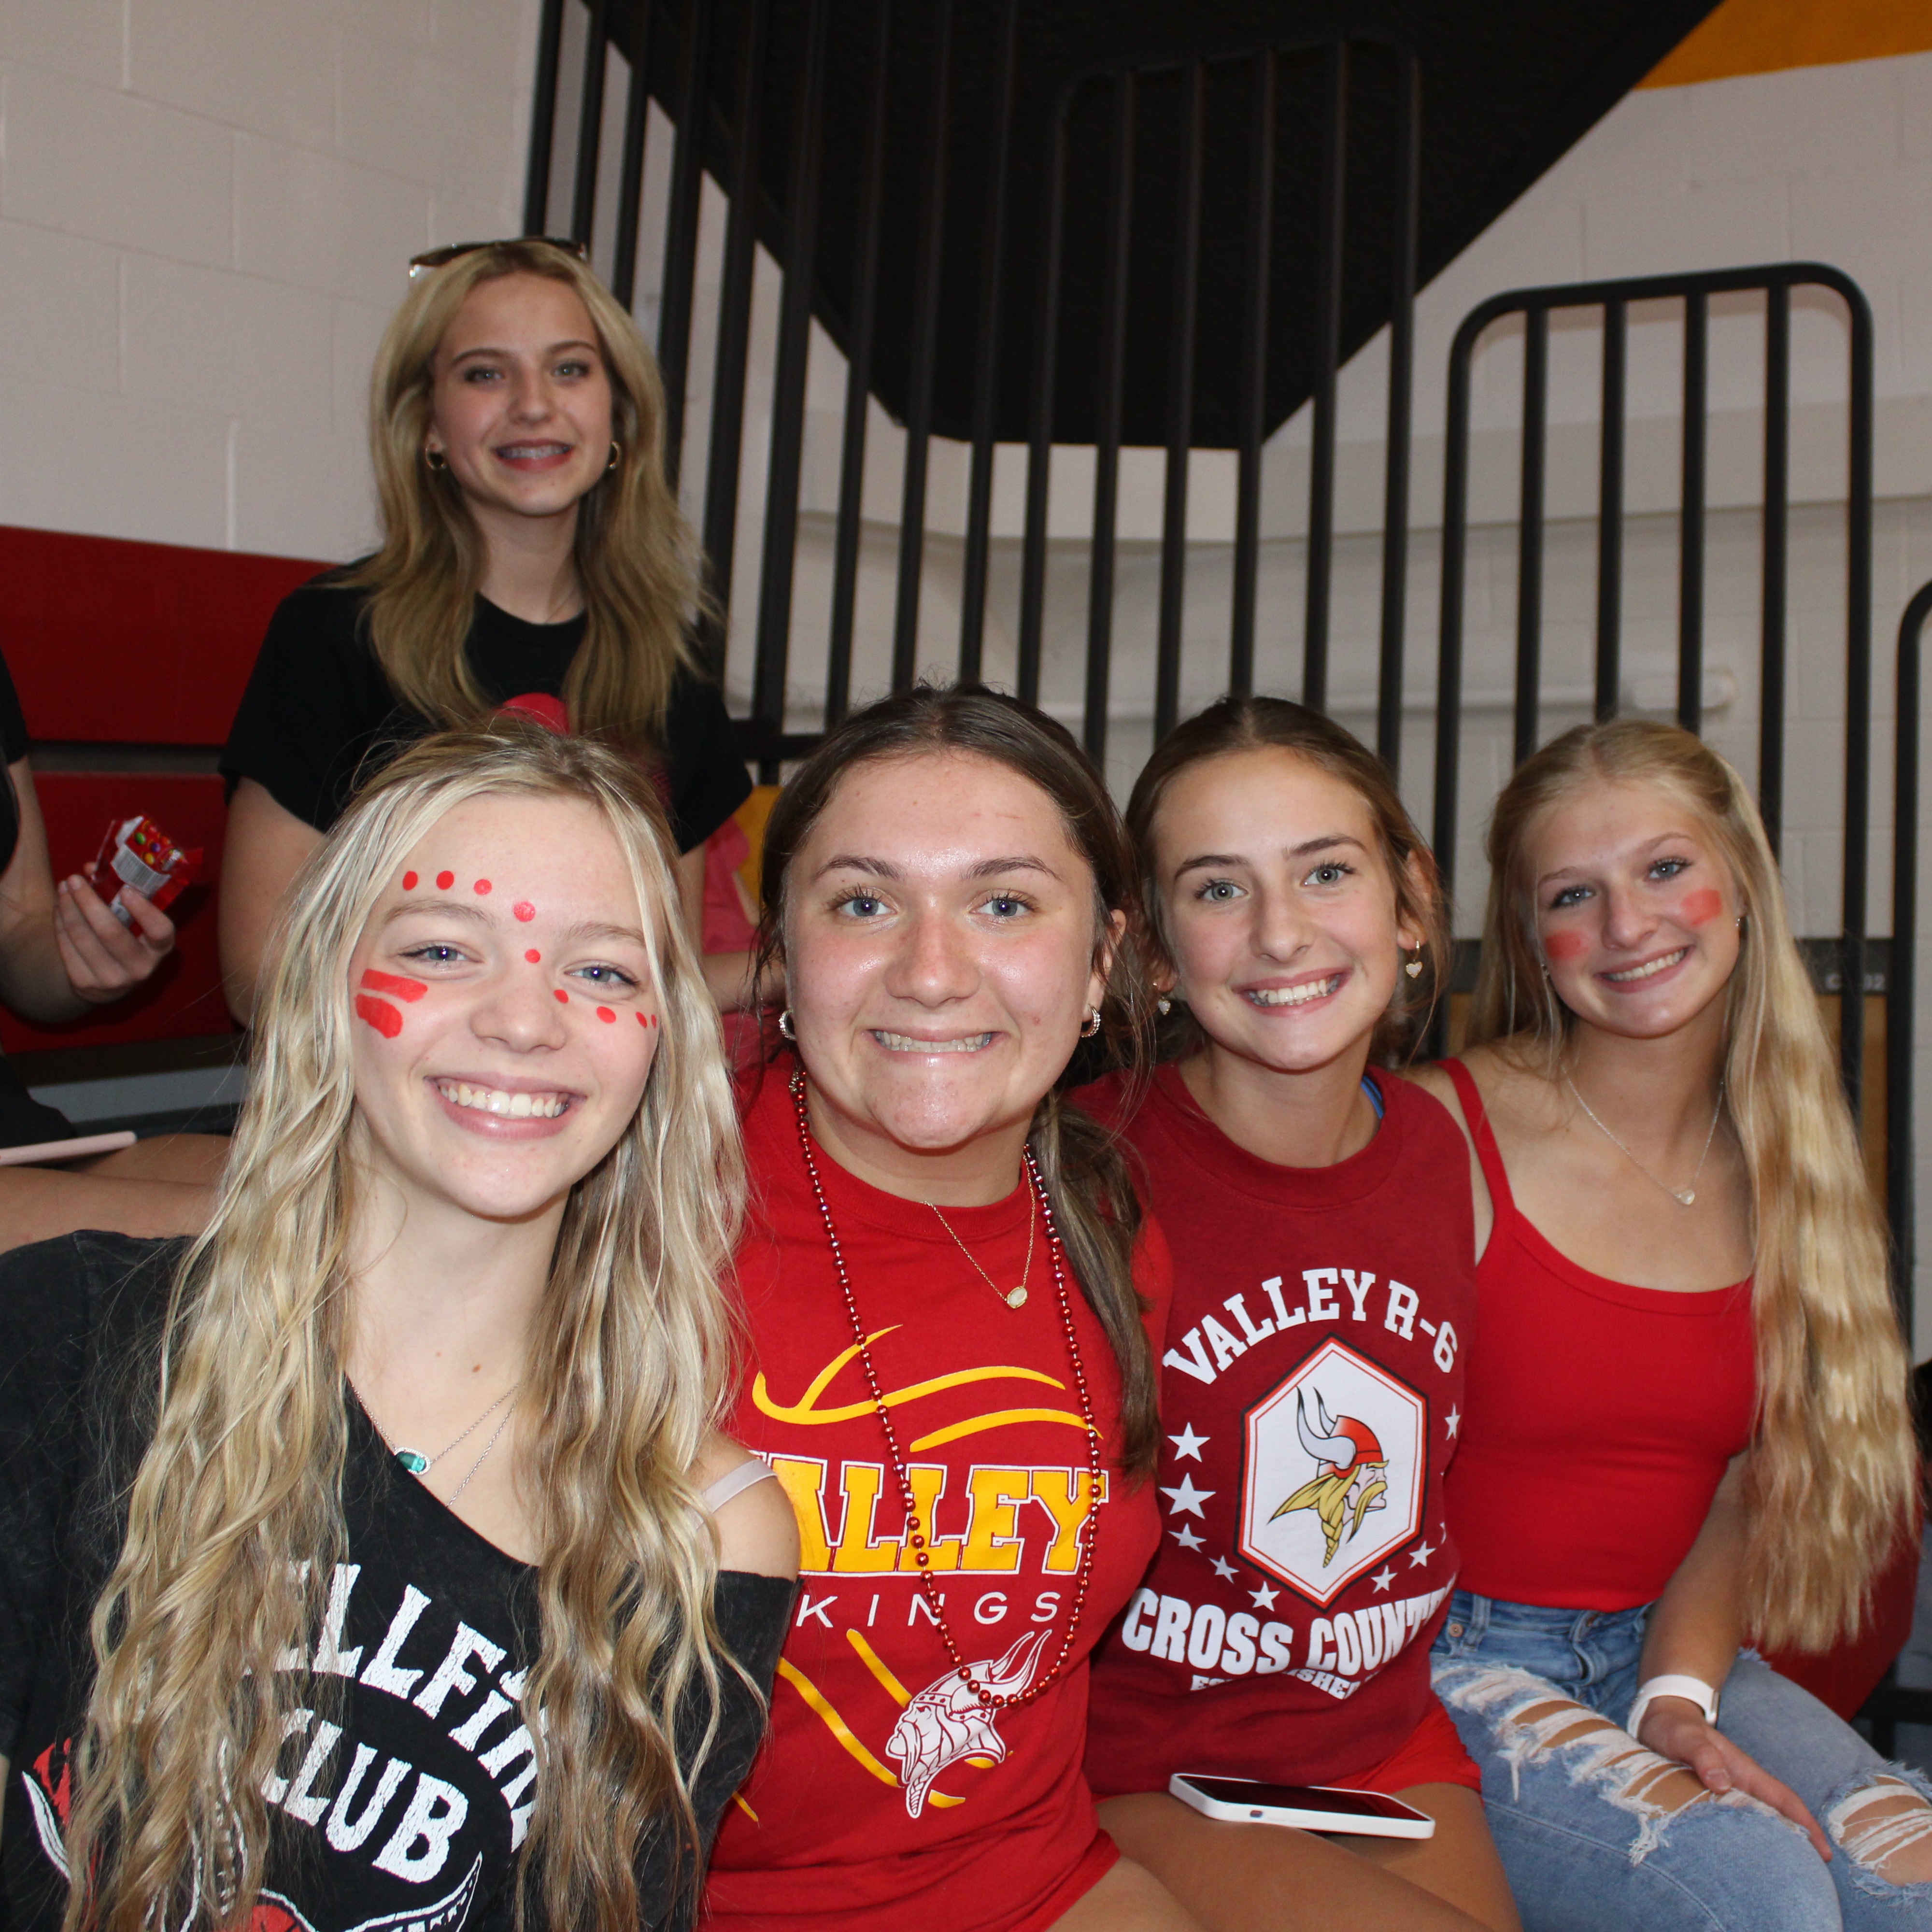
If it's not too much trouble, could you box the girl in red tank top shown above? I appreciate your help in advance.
[1082,698,1519,1932]
[1414,720,1924,1932]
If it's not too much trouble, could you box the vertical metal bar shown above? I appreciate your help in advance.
[1083,73,1135,765]
[958,0,1019,683]
[751,0,830,781]
[1155,59,1205,746]
[824,0,892,729]
[890,0,954,690]
[1434,315,1481,897]
[1303,40,1349,712]
[1678,289,1707,733]
[569,0,613,244]
[523,0,568,235]
[696,0,771,679]
[1890,585,1929,1341]
[1229,49,1276,698]
[1376,49,1419,770]
[656,0,715,489]
[611,0,658,309]
[1514,304,1548,766]
[1760,279,1790,855]
[1595,298,1626,721]
[1842,282,1876,1110]
[1018,111,1071,707]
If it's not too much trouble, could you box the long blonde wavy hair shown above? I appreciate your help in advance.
[1470,718,1914,1650]
[64,724,747,1932]
[346,239,704,753]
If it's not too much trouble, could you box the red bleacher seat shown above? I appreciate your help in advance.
[0,524,330,1057]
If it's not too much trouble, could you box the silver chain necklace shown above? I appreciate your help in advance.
[1565,1076,1725,1207]
[364,1382,520,1502]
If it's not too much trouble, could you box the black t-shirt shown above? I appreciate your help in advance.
[0,644,29,878]
[0,1233,792,1932]
[221,576,752,854]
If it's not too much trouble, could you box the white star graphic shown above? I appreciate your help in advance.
[1250,1579,1279,1609]
[1445,1406,1461,1438]
[1160,1473,1214,1519]
[1172,1523,1205,1550]
[1211,1555,1238,1581]
[1369,1565,1396,1592]
[1409,1539,1436,1567]
[1168,1422,1209,1462]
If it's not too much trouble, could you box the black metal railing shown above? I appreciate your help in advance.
[523,0,1422,779]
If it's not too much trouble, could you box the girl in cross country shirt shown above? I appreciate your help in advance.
[1080,699,1518,1932]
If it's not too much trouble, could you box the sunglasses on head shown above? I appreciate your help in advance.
[408,237,590,281]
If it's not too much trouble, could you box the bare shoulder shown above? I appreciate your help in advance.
[696,1431,799,1581]
[1403,1061,1494,1260]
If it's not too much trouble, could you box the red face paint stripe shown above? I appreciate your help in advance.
[354,994,403,1039]
[554,989,569,1003]
[436,871,454,890]
[359,968,428,1003]
[1681,887,1724,926]
[637,1011,657,1028]
[401,871,418,891]
[513,901,536,923]
[596,1006,615,1023]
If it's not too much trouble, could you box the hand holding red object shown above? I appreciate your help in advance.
[58,813,197,1004]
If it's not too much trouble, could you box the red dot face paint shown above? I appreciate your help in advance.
[402,871,419,891]
[359,968,428,1003]
[596,1006,615,1023]
[513,901,536,923]
[436,871,455,891]
[637,1011,657,1028]
[473,879,492,895]
[1681,886,1724,926]
[554,988,569,1004]
[525,949,541,964]
[1543,929,1591,963]
[354,994,403,1039]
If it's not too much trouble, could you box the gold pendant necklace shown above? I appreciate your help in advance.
[929,1191,1037,1308]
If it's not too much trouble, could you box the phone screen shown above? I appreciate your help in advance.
[1180,1778,1423,1821]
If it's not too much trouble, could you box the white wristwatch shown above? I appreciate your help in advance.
[1627,1673,1720,1740]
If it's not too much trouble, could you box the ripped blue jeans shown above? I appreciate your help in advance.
[1433,1591,1932,1931]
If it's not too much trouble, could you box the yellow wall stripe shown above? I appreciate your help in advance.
[1644,0,1932,88]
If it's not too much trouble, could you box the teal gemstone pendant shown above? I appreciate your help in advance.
[395,1448,431,1476]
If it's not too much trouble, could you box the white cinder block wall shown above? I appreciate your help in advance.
[0,0,540,559]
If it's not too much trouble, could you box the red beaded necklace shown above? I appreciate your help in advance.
[789,1067,1103,1711]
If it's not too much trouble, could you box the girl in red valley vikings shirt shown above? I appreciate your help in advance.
[706,686,1200,1932]
[1081,698,1519,1932]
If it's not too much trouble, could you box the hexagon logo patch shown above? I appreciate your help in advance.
[1239,1337,1426,1605]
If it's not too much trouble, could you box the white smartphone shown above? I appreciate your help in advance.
[1168,1773,1437,1839]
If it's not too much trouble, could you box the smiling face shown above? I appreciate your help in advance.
[1527,776,1741,1039]
[1152,747,1419,1076]
[782,750,1115,1196]
[424,272,615,537]
[347,792,662,1230]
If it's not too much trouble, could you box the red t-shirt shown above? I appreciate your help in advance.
[706,1065,1172,1932]
[1439,1059,1757,1609]
[1077,1065,1475,1793]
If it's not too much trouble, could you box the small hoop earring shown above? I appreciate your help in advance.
[1156,994,1172,1017]
[1080,1008,1102,1039]
[777,1009,796,1042]
[1405,947,1424,980]
[606,441,621,473]
[424,447,447,471]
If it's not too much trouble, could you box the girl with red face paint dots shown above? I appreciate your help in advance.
[1417,720,1926,1932]
[0,724,799,1932]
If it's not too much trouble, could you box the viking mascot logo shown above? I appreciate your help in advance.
[1271,1387,1390,1565]
[887,1628,1049,1818]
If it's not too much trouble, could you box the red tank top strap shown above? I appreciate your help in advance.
[1441,1057,1518,1222]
